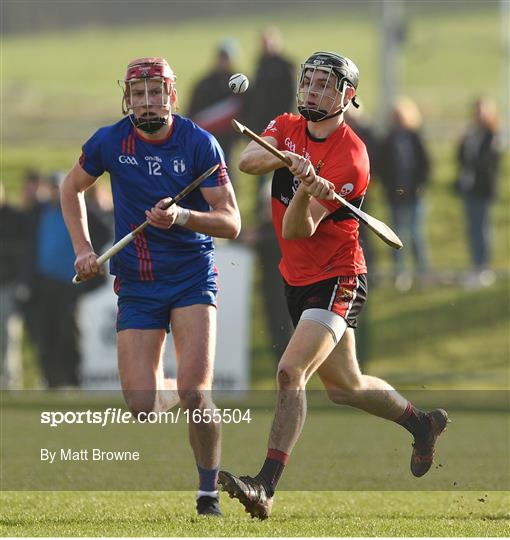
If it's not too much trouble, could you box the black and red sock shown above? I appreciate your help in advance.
[255,448,289,497]
[395,402,430,438]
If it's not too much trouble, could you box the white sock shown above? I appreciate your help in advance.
[196,489,218,499]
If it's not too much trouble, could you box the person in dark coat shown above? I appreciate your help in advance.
[0,185,26,388]
[379,97,431,291]
[187,39,242,175]
[23,172,111,387]
[455,97,501,288]
[242,27,296,215]
[243,27,296,134]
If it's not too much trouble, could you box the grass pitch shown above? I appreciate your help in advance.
[1,400,509,536]
[1,490,508,536]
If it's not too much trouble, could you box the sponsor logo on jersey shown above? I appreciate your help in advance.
[173,158,186,174]
[284,137,296,153]
[340,183,354,196]
[145,155,162,163]
[265,119,277,132]
[118,155,139,165]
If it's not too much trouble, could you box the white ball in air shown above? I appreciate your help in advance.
[229,73,249,94]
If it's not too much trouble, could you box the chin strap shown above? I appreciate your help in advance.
[133,117,167,133]
[132,116,168,133]
[298,102,349,123]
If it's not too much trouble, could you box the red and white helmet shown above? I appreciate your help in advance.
[124,57,176,88]
[122,57,177,133]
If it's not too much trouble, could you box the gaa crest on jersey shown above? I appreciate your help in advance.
[118,155,139,165]
[172,158,186,175]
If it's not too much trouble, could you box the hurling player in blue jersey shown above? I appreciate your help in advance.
[61,57,241,516]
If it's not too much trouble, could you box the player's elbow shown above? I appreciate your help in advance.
[238,153,254,174]
[282,228,296,240]
[283,230,312,240]
[224,214,241,239]
[282,223,313,240]
[60,173,80,206]
[227,220,241,240]
[238,149,264,174]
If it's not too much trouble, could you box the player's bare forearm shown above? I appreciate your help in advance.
[282,186,315,239]
[238,139,286,175]
[283,186,332,240]
[146,183,241,239]
[184,206,241,239]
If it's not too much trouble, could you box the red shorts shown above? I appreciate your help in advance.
[284,274,368,329]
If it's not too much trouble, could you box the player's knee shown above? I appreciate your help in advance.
[178,388,210,412]
[125,390,157,420]
[277,364,306,390]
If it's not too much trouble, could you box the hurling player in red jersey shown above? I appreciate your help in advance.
[219,52,448,519]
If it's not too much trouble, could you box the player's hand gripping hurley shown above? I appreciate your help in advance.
[72,164,220,284]
[232,119,403,250]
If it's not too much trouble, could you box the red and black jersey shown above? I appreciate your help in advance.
[261,113,369,286]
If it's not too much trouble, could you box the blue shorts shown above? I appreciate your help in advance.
[114,274,218,332]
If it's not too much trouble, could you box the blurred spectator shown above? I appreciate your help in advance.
[243,27,295,133]
[0,184,25,388]
[240,179,293,364]
[454,97,502,288]
[345,102,380,286]
[22,169,47,208]
[16,170,47,364]
[242,26,296,214]
[187,39,243,174]
[379,97,431,291]
[345,101,380,173]
[22,171,111,388]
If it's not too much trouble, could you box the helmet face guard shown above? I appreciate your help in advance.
[121,57,176,134]
[297,51,359,123]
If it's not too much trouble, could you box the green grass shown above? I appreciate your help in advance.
[368,276,510,389]
[1,490,508,537]
[1,399,509,535]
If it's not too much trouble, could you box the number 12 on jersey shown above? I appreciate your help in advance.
[147,161,162,175]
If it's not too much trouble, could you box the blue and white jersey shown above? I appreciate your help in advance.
[80,115,230,283]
